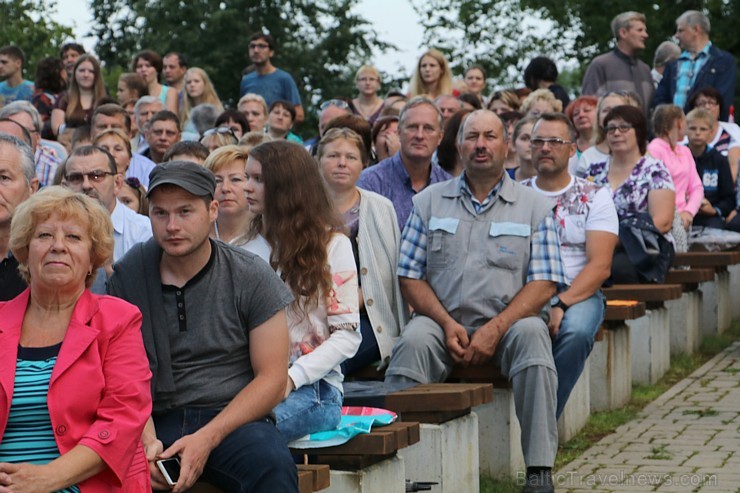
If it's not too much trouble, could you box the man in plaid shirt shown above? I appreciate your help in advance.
[385,109,566,493]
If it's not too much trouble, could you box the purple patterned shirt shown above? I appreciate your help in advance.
[585,155,674,220]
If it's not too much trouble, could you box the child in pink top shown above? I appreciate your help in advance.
[648,104,704,231]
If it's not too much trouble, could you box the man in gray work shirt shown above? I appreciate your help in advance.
[109,161,298,492]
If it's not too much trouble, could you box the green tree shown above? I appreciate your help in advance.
[412,0,739,99]
[88,0,393,135]
[411,0,585,90]
[0,0,74,81]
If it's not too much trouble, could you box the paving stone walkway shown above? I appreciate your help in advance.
[555,341,740,492]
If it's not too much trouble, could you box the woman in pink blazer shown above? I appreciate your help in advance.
[0,187,151,492]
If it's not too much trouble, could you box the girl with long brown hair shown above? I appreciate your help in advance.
[244,140,360,442]
[50,54,106,136]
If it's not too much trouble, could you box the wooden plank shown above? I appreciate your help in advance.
[602,284,682,302]
[298,464,330,491]
[290,422,420,457]
[298,470,314,493]
[385,383,492,413]
[400,409,470,424]
[673,252,737,267]
[605,301,646,320]
[448,361,511,387]
[313,453,395,470]
[665,268,715,284]
[293,429,397,456]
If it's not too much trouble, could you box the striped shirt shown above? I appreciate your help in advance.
[0,344,80,493]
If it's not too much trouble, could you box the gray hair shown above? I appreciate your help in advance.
[399,96,443,130]
[653,41,682,69]
[133,96,164,125]
[677,10,710,34]
[190,104,220,135]
[611,11,647,40]
[456,109,508,146]
[0,133,36,185]
[0,101,42,133]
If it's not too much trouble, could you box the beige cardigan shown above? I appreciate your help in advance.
[357,188,409,367]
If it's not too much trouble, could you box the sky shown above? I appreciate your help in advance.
[51,0,425,79]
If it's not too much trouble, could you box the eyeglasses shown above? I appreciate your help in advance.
[65,170,114,184]
[357,77,379,83]
[604,124,634,135]
[202,127,237,139]
[530,137,573,148]
[694,99,719,108]
[320,99,351,111]
[249,43,270,50]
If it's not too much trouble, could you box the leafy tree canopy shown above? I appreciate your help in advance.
[414,0,739,98]
[89,0,394,134]
[0,0,74,81]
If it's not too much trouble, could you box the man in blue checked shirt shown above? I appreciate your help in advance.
[653,10,736,121]
[385,109,567,493]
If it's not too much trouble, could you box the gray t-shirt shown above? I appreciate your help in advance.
[155,242,292,412]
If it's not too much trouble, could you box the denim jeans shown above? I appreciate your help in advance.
[552,291,605,418]
[274,379,342,443]
[154,409,298,493]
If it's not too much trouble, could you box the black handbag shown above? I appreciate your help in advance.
[618,213,675,284]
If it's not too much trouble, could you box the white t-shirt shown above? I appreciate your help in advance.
[576,146,610,178]
[524,175,619,283]
[242,234,272,264]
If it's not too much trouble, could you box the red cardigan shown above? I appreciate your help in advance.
[0,289,152,492]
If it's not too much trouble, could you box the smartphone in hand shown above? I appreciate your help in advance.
[156,458,181,486]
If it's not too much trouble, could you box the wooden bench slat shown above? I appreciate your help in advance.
[673,252,738,267]
[297,464,330,491]
[605,301,646,320]
[602,284,682,302]
[384,383,492,413]
[298,470,314,493]
[665,268,715,284]
[291,422,420,456]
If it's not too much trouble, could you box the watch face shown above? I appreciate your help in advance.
[550,296,560,307]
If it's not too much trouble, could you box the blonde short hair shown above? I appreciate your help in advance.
[237,93,269,116]
[355,65,380,82]
[10,186,114,288]
[93,128,132,158]
[238,131,273,152]
[204,144,249,174]
[521,88,563,114]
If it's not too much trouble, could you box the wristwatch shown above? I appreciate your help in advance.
[551,295,570,312]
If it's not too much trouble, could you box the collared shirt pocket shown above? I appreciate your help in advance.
[428,216,460,268]
[487,222,531,270]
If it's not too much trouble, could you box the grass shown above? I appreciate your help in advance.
[480,321,740,492]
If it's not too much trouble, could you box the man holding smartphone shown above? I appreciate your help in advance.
[109,161,298,492]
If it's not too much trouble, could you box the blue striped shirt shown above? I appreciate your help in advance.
[0,345,80,493]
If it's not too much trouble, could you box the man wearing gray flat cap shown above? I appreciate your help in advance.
[108,161,298,492]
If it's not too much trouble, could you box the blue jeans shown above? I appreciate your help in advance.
[154,409,297,493]
[552,291,605,418]
[274,379,342,442]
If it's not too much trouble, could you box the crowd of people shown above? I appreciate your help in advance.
[0,7,738,493]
